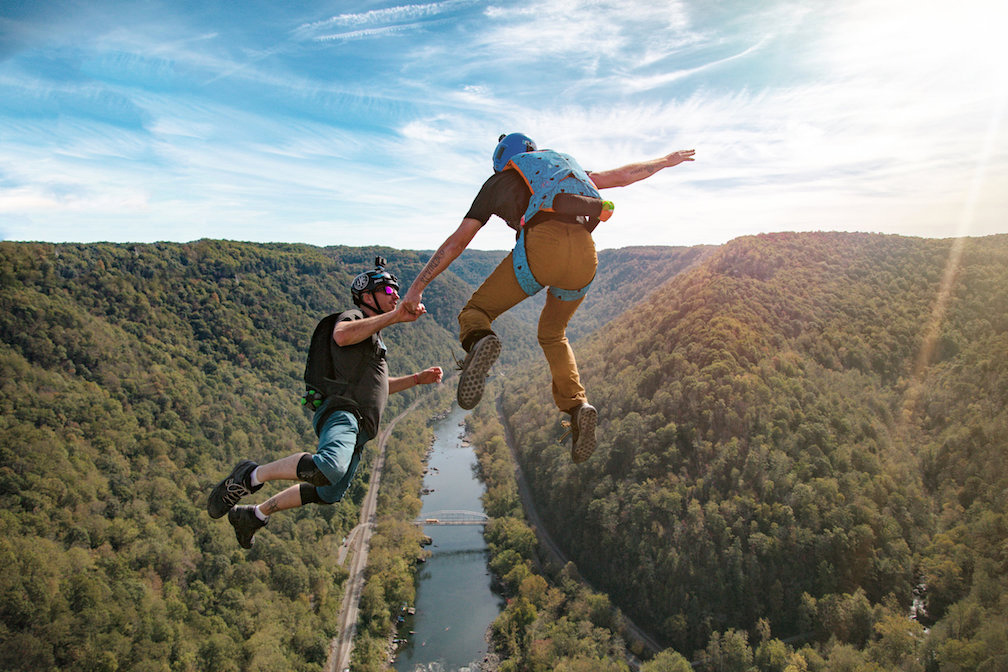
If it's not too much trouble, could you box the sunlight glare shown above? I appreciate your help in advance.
[823,0,1008,89]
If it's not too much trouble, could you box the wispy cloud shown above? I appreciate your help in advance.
[294,0,477,42]
[0,0,1005,249]
[300,1,465,30]
[616,37,771,94]
[478,0,696,64]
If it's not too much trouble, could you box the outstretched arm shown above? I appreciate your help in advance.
[400,218,482,314]
[589,149,695,189]
[333,302,426,347]
[388,366,444,394]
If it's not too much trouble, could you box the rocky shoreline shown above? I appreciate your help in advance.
[385,626,501,671]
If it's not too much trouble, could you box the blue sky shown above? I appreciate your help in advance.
[1,0,1006,251]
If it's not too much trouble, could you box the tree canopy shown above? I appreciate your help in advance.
[497,232,1008,667]
[2,232,1005,671]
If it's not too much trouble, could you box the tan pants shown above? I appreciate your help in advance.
[458,219,597,411]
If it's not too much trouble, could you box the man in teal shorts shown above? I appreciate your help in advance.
[207,257,443,548]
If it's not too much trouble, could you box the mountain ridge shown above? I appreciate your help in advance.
[499,230,1008,663]
[2,233,1004,670]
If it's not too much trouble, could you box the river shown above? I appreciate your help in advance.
[392,404,505,672]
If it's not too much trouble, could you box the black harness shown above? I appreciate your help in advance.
[301,311,375,434]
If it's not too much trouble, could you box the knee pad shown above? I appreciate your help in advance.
[296,454,331,487]
[299,483,327,505]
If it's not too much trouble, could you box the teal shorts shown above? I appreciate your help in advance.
[311,406,372,504]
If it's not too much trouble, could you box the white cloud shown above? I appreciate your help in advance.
[300,1,463,30]
[1,0,1006,249]
[294,0,478,42]
[617,37,770,94]
[0,184,149,214]
[479,0,695,64]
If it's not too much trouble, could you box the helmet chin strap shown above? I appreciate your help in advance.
[362,291,387,316]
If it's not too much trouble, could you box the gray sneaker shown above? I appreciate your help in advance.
[207,460,261,518]
[457,334,501,410]
[569,403,598,463]
[228,505,266,549]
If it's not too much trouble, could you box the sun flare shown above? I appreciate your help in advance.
[822,0,1008,89]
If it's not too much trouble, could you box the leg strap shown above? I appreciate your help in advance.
[512,227,545,297]
[548,281,593,301]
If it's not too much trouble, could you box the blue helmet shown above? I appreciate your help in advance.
[493,133,537,172]
[351,256,399,309]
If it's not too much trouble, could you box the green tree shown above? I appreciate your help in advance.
[641,649,693,672]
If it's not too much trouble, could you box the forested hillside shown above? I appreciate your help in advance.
[416,244,710,351]
[569,245,713,341]
[0,237,704,671]
[499,232,1008,668]
[0,239,526,671]
[4,233,1003,671]
[0,241,443,670]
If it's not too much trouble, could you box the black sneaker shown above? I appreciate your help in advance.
[228,505,266,549]
[207,460,261,518]
[457,334,501,410]
[569,403,598,464]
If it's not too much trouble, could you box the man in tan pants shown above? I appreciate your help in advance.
[402,133,694,463]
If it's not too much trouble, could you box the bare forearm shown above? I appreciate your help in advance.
[333,311,399,346]
[591,159,667,189]
[411,241,460,294]
[388,374,417,394]
[405,218,481,297]
[590,149,695,189]
[389,366,443,394]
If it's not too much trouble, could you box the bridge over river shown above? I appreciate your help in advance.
[414,510,489,526]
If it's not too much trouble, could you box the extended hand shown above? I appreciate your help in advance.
[400,288,424,316]
[416,367,443,384]
[664,149,695,167]
[394,301,426,323]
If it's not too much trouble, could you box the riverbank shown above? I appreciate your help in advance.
[390,404,504,672]
[457,398,655,669]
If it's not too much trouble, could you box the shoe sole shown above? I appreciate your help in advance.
[457,335,501,410]
[207,460,255,519]
[571,405,598,464]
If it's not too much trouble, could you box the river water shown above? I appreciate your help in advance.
[392,404,505,672]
